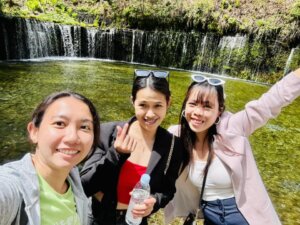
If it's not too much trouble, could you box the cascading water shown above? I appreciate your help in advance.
[59,26,75,57]
[0,16,298,81]
[284,48,295,75]
[88,28,97,58]
[131,30,135,62]
[218,35,247,75]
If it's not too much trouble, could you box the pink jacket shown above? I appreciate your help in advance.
[164,71,300,225]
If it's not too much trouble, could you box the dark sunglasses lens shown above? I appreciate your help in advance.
[209,78,222,85]
[193,75,206,82]
[135,70,151,77]
[153,71,168,78]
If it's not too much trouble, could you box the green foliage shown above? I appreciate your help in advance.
[26,0,43,12]
[221,0,231,10]
[67,7,73,14]
[0,0,299,43]
[93,17,99,27]
[290,0,300,19]
[289,48,300,71]
[228,17,236,26]
[235,0,240,8]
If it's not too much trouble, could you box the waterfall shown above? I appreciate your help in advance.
[284,48,295,75]
[88,28,97,57]
[131,30,135,62]
[200,34,207,59]
[0,22,9,59]
[0,16,296,81]
[59,26,75,57]
[218,35,246,75]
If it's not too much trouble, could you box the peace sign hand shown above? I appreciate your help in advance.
[113,123,137,154]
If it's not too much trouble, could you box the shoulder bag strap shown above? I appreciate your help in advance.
[146,134,175,175]
[164,134,175,175]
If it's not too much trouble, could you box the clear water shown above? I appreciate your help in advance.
[126,189,150,225]
[0,58,299,224]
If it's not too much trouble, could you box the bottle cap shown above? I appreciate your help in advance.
[140,173,150,185]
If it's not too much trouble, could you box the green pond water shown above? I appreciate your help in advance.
[0,59,299,224]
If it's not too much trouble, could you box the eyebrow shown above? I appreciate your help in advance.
[51,115,93,123]
[190,99,215,106]
[138,100,164,104]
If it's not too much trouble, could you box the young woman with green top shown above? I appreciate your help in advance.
[0,91,101,225]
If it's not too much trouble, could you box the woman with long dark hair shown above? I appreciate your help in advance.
[81,69,188,225]
[165,68,300,225]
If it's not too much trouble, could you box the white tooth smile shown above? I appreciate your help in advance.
[192,119,204,124]
[57,149,79,155]
[145,119,156,124]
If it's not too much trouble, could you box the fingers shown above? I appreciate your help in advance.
[131,196,156,218]
[114,123,137,153]
[117,123,129,141]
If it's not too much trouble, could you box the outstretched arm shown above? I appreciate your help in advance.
[227,68,300,136]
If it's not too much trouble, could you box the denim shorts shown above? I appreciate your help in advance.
[200,197,249,225]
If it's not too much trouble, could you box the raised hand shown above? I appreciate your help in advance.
[113,123,137,154]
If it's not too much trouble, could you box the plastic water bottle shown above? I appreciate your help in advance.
[125,173,151,225]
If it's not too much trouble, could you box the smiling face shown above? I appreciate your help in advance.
[184,85,220,135]
[28,96,94,172]
[133,87,169,134]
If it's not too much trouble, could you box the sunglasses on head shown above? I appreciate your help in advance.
[134,69,169,81]
[191,74,225,86]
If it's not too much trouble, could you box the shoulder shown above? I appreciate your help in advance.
[100,121,126,139]
[0,167,24,224]
[155,127,180,150]
[69,167,87,197]
[100,121,125,131]
[157,126,182,143]
[0,153,37,190]
[0,160,24,203]
[158,127,184,156]
[167,125,181,137]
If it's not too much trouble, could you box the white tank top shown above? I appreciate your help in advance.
[189,156,234,201]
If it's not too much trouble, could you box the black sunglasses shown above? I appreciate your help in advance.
[134,69,169,81]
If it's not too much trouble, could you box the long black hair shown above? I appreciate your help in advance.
[179,82,225,174]
[131,74,171,103]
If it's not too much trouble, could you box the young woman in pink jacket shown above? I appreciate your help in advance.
[164,68,300,225]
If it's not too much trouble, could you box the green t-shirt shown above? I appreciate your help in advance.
[38,174,81,225]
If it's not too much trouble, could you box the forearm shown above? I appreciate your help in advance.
[228,69,300,136]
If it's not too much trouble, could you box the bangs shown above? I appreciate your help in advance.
[191,84,217,105]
